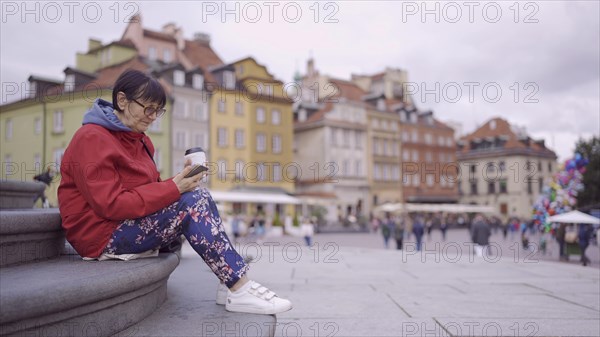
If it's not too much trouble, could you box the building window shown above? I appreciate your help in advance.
[410,113,417,123]
[192,74,204,90]
[331,128,337,146]
[355,160,362,176]
[271,109,281,125]
[148,47,157,60]
[34,117,42,135]
[402,131,409,142]
[355,132,362,149]
[256,133,266,152]
[402,150,410,162]
[425,133,432,144]
[174,70,185,86]
[175,131,186,150]
[194,133,206,149]
[194,103,207,121]
[343,160,350,177]
[470,179,478,195]
[548,162,552,172]
[488,181,496,194]
[53,148,65,167]
[538,160,542,172]
[5,119,13,140]
[272,134,282,153]
[174,100,187,118]
[217,159,227,180]
[412,150,419,161]
[527,179,533,194]
[218,99,226,113]
[413,174,420,186]
[374,164,381,181]
[34,153,41,168]
[257,162,266,181]
[273,163,281,182]
[217,128,228,147]
[53,110,63,133]
[426,175,433,187]
[344,130,351,148]
[499,179,508,193]
[235,102,243,115]
[235,129,245,149]
[163,49,172,63]
[539,177,544,193]
[223,71,235,90]
[256,107,266,123]
[411,130,418,142]
[400,111,407,122]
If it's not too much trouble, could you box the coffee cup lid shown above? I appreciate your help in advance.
[185,147,205,155]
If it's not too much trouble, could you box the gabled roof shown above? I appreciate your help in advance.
[143,29,176,42]
[329,78,366,102]
[458,117,556,157]
[182,39,224,82]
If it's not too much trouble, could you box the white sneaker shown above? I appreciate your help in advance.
[216,283,228,305]
[225,281,292,315]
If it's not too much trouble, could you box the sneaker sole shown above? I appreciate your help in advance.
[225,303,292,315]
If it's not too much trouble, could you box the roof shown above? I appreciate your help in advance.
[87,39,136,54]
[143,29,176,42]
[329,78,366,102]
[458,117,556,158]
[182,39,224,82]
[91,56,150,88]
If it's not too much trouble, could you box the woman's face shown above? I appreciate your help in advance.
[116,92,161,133]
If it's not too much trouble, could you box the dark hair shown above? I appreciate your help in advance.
[112,69,166,112]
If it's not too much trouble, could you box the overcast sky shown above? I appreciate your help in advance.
[1,1,598,161]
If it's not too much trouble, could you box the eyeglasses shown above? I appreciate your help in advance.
[130,98,167,118]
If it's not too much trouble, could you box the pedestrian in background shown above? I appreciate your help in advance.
[394,215,406,250]
[578,223,593,266]
[300,217,315,247]
[413,214,425,251]
[471,214,491,257]
[440,213,448,241]
[381,213,394,249]
[556,223,567,261]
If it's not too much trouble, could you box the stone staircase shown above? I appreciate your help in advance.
[0,181,179,336]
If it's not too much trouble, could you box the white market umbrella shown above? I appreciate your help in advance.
[547,210,600,225]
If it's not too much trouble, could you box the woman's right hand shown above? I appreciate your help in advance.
[172,166,205,194]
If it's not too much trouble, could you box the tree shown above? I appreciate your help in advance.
[575,136,600,208]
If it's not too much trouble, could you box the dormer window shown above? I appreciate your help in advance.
[173,70,185,86]
[224,71,235,90]
[298,109,307,122]
[427,116,433,125]
[400,111,407,122]
[192,74,204,90]
[409,112,417,124]
[376,99,386,111]
[64,74,75,92]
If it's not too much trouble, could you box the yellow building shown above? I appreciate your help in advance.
[207,57,296,217]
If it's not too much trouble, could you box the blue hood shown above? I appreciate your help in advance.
[82,98,131,132]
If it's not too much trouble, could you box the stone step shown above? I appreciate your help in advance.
[0,181,46,209]
[117,244,276,337]
[0,253,180,337]
[0,209,64,267]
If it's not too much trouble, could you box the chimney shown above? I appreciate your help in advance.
[88,38,102,52]
[162,23,177,35]
[194,32,211,44]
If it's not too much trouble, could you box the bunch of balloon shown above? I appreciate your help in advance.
[532,153,589,233]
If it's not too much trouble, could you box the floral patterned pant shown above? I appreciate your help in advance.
[104,188,249,288]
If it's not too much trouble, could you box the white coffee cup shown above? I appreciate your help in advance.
[184,147,207,167]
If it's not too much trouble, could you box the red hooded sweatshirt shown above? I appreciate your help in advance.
[58,99,181,258]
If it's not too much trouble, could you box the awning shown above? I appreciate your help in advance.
[547,210,600,225]
[374,203,496,214]
[210,190,301,204]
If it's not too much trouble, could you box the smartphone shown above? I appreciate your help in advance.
[184,164,208,178]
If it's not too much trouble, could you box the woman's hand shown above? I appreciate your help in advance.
[173,161,206,194]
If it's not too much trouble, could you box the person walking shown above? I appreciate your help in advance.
[578,223,593,266]
[556,223,567,261]
[301,217,315,247]
[381,213,394,249]
[412,215,425,252]
[471,214,491,257]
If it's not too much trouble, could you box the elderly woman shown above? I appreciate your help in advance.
[58,69,291,315]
